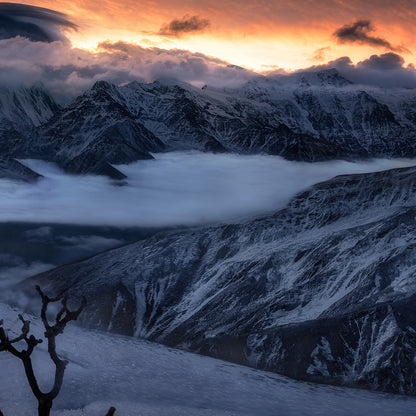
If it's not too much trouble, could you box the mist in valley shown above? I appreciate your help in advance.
[2,152,415,228]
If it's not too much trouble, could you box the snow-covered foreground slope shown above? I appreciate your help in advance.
[0,302,415,416]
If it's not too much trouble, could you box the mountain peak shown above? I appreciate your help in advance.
[316,68,352,87]
[91,80,113,90]
[84,80,127,105]
[293,68,352,88]
[90,80,120,96]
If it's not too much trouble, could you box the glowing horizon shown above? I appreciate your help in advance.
[4,0,415,72]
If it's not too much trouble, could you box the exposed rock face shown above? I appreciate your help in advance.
[23,165,416,394]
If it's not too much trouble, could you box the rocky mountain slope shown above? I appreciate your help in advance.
[0,85,59,178]
[19,164,416,395]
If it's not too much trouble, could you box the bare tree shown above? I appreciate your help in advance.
[0,285,86,416]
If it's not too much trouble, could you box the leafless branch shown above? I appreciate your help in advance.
[0,286,87,416]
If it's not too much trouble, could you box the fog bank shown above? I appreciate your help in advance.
[1,152,415,227]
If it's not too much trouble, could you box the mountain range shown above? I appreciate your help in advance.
[3,68,416,179]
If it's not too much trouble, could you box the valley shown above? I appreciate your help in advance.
[2,68,416,413]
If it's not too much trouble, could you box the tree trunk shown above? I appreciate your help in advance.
[38,397,53,416]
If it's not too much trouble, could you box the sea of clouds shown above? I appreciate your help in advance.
[0,152,415,227]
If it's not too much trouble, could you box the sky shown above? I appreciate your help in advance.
[1,2,416,103]
[1,0,414,72]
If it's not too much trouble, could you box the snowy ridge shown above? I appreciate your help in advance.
[18,164,416,394]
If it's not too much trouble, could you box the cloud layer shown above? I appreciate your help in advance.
[3,29,416,106]
[0,153,414,227]
[0,35,256,102]
[307,52,416,88]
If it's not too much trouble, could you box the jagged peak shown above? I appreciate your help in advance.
[123,80,144,89]
[91,80,115,90]
[290,68,352,88]
[119,79,180,96]
[89,80,123,99]
[316,68,352,87]
[82,80,125,104]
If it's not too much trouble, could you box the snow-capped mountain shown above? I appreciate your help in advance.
[38,81,165,178]
[114,69,416,161]
[4,70,416,397]
[20,164,416,395]
[40,69,416,166]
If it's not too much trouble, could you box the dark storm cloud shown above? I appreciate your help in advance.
[0,2,76,42]
[158,15,210,37]
[333,20,407,53]
[357,52,405,70]
[304,53,416,89]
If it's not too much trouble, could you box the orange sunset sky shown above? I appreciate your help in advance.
[4,0,415,71]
